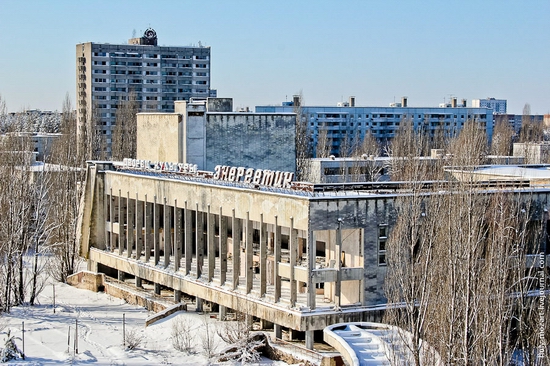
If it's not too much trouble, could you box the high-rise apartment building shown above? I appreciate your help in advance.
[76,28,213,155]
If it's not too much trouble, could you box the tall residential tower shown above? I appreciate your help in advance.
[76,28,213,155]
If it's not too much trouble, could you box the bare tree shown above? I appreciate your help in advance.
[28,164,56,305]
[519,103,544,143]
[384,121,549,363]
[199,314,218,359]
[0,94,7,132]
[316,127,332,158]
[111,91,138,161]
[386,118,433,181]
[293,92,312,181]
[46,95,85,282]
[350,130,381,182]
[171,317,196,353]
[0,134,34,311]
[491,119,515,156]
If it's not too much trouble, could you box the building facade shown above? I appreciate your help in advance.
[76,28,213,155]
[256,99,494,157]
[472,97,507,114]
[136,99,297,173]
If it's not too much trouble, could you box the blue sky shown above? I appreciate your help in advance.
[0,0,548,114]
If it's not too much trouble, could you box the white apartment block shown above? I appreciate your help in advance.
[472,97,507,114]
[76,28,213,155]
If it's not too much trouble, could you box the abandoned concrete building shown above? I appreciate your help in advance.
[75,97,550,350]
[78,160,397,349]
[77,159,550,349]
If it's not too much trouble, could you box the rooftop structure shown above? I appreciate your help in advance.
[136,98,297,172]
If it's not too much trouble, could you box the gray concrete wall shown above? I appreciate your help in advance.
[205,113,296,172]
[136,113,183,162]
[309,197,396,306]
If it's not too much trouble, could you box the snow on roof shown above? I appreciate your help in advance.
[447,165,550,181]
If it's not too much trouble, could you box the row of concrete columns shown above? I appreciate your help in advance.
[106,189,337,349]
[106,189,321,309]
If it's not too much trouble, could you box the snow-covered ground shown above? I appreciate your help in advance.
[0,277,292,365]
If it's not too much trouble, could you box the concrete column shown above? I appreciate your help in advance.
[174,290,182,303]
[274,216,281,302]
[307,229,316,309]
[274,324,282,339]
[219,305,227,320]
[305,331,314,350]
[135,276,142,288]
[219,207,227,285]
[135,193,143,261]
[154,283,161,295]
[232,209,240,290]
[335,219,342,308]
[185,201,193,275]
[289,217,297,307]
[245,212,253,294]
[288,329,299,341]
[259,214,267,297]
[246,314,253,329]
[118,190,125,256]
[88,259,98,273]
[103,189,113,250]
[144,195,152,262]
[207,205,215,282]
[117,270,125,282]
[109,189,115,251]
[126,192,135,259]
[196,297,203,312]
[196,204,204,278]
[174,201,182,272]
[163,197,172,268]
[162,197,172,267]
[153,196,160,265]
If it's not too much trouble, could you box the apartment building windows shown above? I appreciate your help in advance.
[378,224,388,266]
